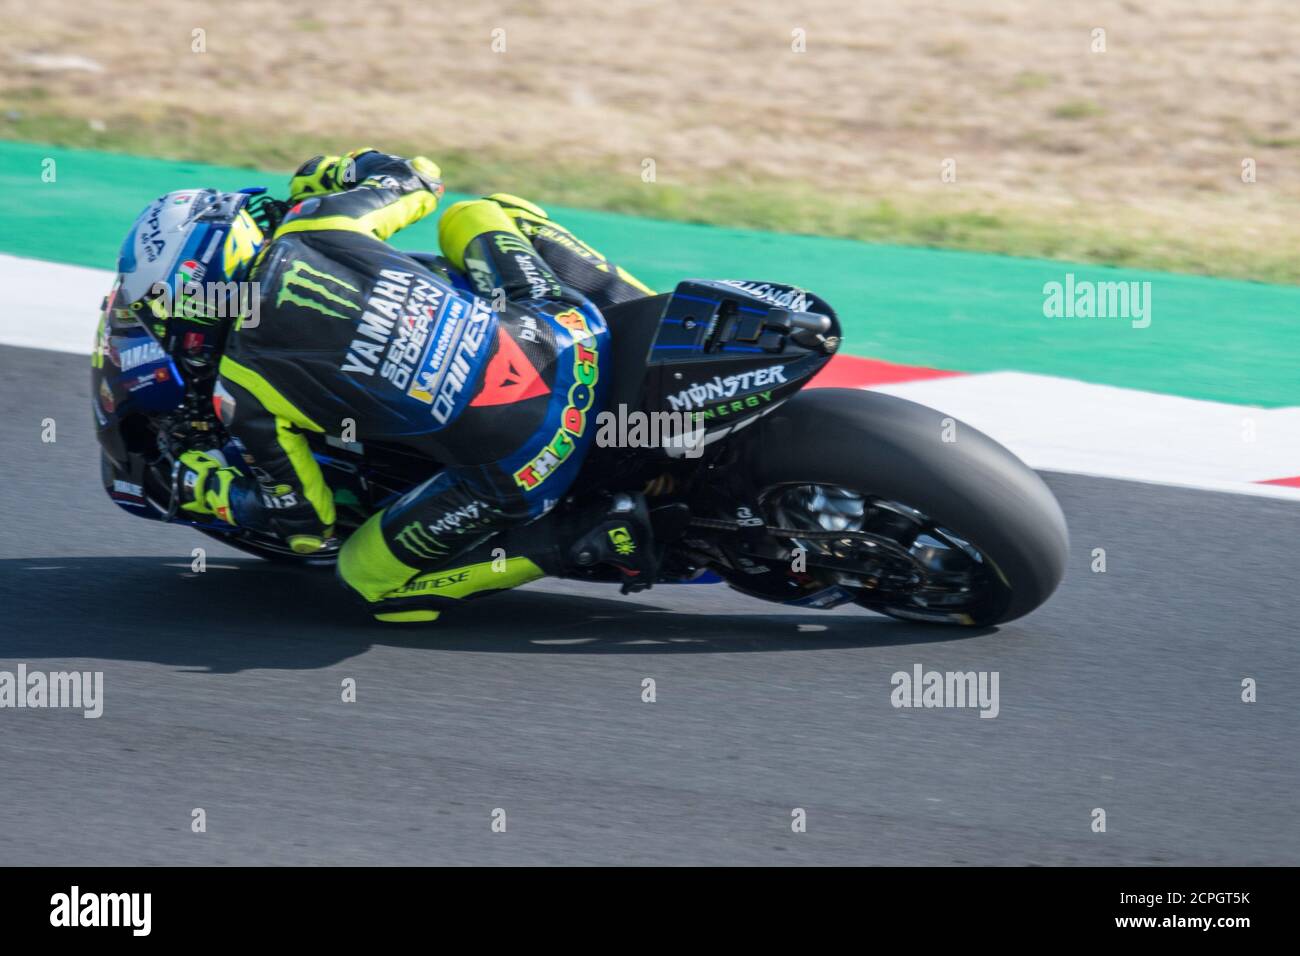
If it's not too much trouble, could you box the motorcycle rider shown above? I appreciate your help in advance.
[113,147,655,622]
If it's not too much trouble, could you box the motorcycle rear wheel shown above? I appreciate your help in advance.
[733,387,1069,626]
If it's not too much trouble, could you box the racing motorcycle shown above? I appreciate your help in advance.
[93,262,1068,626]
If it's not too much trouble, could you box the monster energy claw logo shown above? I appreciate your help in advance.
[276,261,361,320]
[393,521,447,560]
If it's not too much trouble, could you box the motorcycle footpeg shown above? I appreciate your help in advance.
[567,493,660,593]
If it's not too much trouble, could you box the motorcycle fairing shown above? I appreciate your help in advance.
[602,279,839,457]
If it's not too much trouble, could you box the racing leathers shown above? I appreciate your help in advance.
[181,148,653,621]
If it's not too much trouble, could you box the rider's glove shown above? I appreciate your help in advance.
[178,449,240,525]
[288,153,351,200]
[178,450,333,553]
[244,192,288,236]
[405,155,444,192]
[289,148,443,202]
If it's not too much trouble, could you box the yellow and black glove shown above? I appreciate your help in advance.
[289,148,442,202]
[244,192,288,235]
[178,450,332,553]
[178,449,240,525]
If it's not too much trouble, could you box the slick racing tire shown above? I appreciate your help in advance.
[739,387,1069,626]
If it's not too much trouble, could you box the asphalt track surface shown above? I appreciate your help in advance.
[2,344,1297,865]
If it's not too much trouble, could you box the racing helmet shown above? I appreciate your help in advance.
[111,188,268,366]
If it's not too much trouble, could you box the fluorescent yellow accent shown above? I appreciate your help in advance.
[337,512,421,604]
[437,199,528,271]
[208,468,239,525]
[409,155,442,182]
[274,418,336,527]
[274,189,439,243]
[483,197,655,295]
[488,192,548,219]
[223,210,262,278]
[217,357,334,527]
[274,215,370,238]
[390,557,544,601]
[375,610,441,623]
[146,296,170,322]
[367,189,440,240]
[617,265,655,295]
[92,313,105,367]
[289,153,344,200]
[218,357,323,431]
[531,223,602,262]
[289,534,326,554]
[178,449,219,467]
[177,450,241,525]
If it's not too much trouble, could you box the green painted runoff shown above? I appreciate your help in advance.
[2,141,1296,406]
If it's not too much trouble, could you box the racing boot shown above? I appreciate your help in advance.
[563,492,665,594]
[336,471,538,624]
[343,492,675,622]
[360,533,551,623]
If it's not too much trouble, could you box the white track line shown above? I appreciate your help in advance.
[873,373,1300,500]
[0,254,109,354]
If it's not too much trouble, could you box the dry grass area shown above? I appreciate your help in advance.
[4,0,1299,280]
